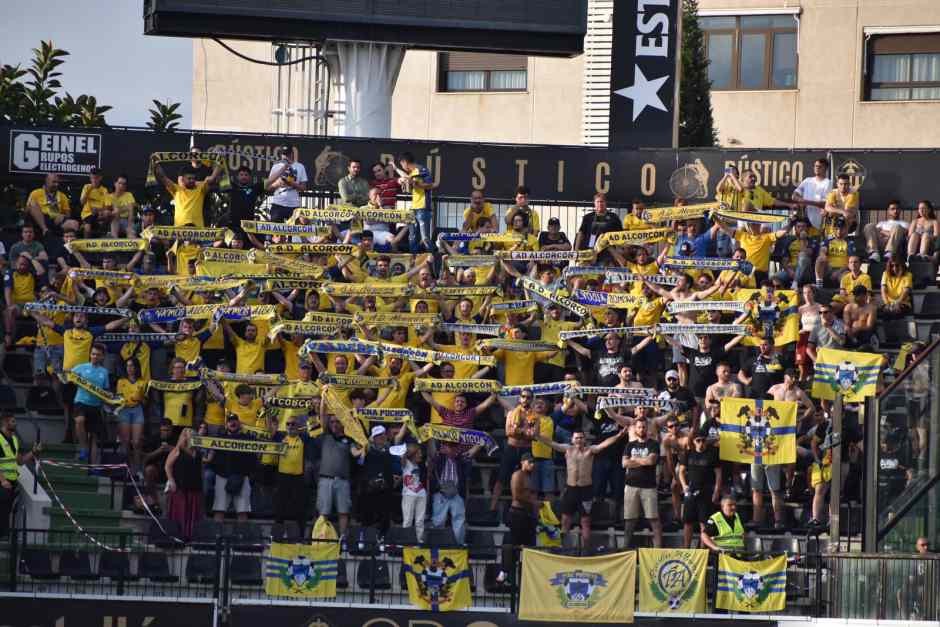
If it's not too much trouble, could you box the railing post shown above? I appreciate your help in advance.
[8,521,18,592]
[213,536,224,603]
[368,542,377,605]
[117,532,126,596]
[814,550,823,618]
[510,545,518,615]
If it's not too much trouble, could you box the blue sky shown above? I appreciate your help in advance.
[0,0,192,127]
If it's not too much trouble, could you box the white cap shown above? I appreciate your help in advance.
[370,425,387,439]
[665,369,680,380]
[389,444,408,457]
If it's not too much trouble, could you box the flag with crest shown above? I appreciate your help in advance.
[811,347,883,402]
[264,541,339,598]
[720,398,796,465]
[638,548,707,613]
[716,554,787,612]
[402,547,472,612]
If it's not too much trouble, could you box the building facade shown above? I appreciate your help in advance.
[192,0,940,149]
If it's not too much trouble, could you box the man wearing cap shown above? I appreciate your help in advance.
[265,145,308,223]
[268,412,314,531]
[357,425,396,536]
[575,193,623,250]
[701,496,745,552]
[0,412,40,539]
[678,428,721,548]
[210,414,256,523]
[538,216,572,252]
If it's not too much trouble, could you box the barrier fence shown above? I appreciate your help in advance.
[4,526,939,622]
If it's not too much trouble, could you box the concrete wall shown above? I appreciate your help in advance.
[699,0,940,148]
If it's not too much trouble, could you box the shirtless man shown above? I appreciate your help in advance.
[843,285,877,349]
[768,368,816,494]
[535,428,627,549]
[497,453,538,583]
[643,275,722,385]
[704,361,743,406]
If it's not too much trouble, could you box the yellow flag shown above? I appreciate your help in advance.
[263,542,339,598]
[536,501,562,548]
[811,346,884,402]
[519,548,636,623]
[733,288,799,347]
[716,554,787,612]
[402,547,472,612]
[637,548,708,614]
[720,397,796,465]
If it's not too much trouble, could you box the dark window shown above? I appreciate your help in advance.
[438,53,527,92]
[700,15,798,91]
[866,34,940,101]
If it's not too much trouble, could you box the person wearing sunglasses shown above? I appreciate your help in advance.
[267,414,315,532]
[677,428,721,548]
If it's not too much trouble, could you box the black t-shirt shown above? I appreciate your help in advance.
[659,386,696,426]
[577,212,622,249]
[227,183,263,229]
[592,416,625,461]
[745,352,787,398]
[700,418,722,443]
[623,438,658,488]
[684,347,726,398]
[538,231,570,249]
[679,447,719,491]
[591,346,628,387]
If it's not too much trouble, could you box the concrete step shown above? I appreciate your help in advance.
[47,507,123,531]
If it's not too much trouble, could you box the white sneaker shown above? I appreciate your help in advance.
[869,252,881,263]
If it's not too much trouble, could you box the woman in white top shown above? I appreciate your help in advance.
[393,427,427,542]
[797,284,823,382]
[907,200,939,260]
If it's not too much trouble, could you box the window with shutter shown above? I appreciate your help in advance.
[438,52,528,92]
[866,34,940,101]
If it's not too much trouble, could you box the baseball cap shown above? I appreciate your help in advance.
[89,167,102,176]
[548,217,561,226]
[370,425,387,439]
[665,369,680,380]
[141,206,156,213]
[298,360,313,370]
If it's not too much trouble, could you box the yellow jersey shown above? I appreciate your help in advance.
[117,378,148,408]
[735,230,777,273]
[278,434,306,475]
[883,272,913,306]
[111,191,136,220]
[27,188,71,220]
[168,180,209,227]
[80,184,111,220]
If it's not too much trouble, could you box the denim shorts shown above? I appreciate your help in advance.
[533,458,556,493]
[117,405,145,426]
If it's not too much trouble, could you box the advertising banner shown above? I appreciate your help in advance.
[0,597,214,627]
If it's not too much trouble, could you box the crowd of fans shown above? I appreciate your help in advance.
[0,147,934,555]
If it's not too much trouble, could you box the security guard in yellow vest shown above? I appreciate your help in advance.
[1,413,40,539]
[701,496,745,552]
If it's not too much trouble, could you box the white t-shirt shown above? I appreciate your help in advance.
[268,161,308,208]
[401,458,426,497]
[794,176,832,228]
[877,219,909,232]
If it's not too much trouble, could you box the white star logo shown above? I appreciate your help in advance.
[613,65,669,122]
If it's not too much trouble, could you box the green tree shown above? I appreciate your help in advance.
[147,99,183,132]
[0,40,112,127]
[678,0,718,147]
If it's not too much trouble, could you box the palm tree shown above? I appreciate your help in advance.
[147,99,183,131]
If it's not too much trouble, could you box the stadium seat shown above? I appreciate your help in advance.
[466,497,500,527]
[191,519,223,550]
[271,521,302,544]
[347,525,380,556]
[466,529,498,561]
[139,553,178,583]
[98,551,137,581]
[335,559,349,589]
[425,526,458,548]
[356,559,391,590]
[916,291,940,316]
[230,555,262,586]
[185,553,219,584]
[19,549,58,579]
[3,352,33,384]
[25,386,58,414]
[910,260,936,289]
[765,536,799,556]
[469,465,484,494]
[59,550,98,581]
[230,521,263,552]
[0,384,19,412]
[589,499,616,529]
[879,319,915,347]
[147,518,183,549]
[385,525,418,557]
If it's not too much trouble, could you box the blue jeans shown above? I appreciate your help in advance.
[431,493,466,544]
[409,208,434,252]
[716,231,734,258]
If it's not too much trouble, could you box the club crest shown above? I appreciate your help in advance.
[732,570,773,607]
[283,555,324,592]
[736,404,781,457]
[648,554,699,609]
[835,360,859,392]
[409,554,463,607]
[549,569,608,609]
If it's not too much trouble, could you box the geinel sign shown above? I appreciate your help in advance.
[9,129,102,176]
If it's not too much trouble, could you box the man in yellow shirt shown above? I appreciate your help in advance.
[504,185,540,235]
[716,217,792,285]
[823,174,859,234]
[740,170,796,214]
[398,152,435,253]
[152,161,222,227]
[26,174,79,236]
[462,190,496,232]
[222,320,268,375]
[830,255,871,316]
[226,384,262,426]
[814,219,854,289]
[161,358,197,434]
[80,167,114,237]
[537,304,578,381]
[4,254,45,347]
[485,327,558,388]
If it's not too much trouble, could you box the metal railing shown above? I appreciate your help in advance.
[4,525,939,621]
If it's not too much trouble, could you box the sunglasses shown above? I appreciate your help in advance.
[666,423,677,429]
